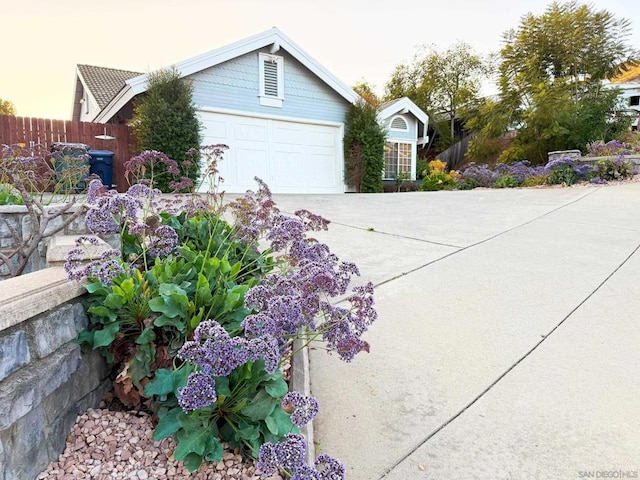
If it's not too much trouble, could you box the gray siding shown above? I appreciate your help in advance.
[189,48,350,124]
[383,113,417,142]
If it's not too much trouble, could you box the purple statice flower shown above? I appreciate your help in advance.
[64,236,124,284]
[266,215,306,251]
[257,433,307,475]
[257,435,345,480]
[229,177,280,245]
[319,282,376,362]
[590,177,608,185]
[461,163,499,187]
[282,391,319,427]
[178,320,280,379]
[292,465,322,480]
[177,371,217,412]
[147,224,179,257]
[125,150,180,181]
[315,453,346,480]
[168,176,194,193]
[86,179,107,202]
[295,209,330,232]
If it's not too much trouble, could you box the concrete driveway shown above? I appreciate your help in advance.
[271,183,640,480]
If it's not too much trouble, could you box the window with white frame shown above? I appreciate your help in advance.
[384,142,411,179]
[259,53,284,107]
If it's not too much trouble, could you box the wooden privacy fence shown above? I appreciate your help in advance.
[0,115,136,192]
[438,134,473,171]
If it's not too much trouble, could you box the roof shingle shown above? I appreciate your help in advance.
[77,64,143,109]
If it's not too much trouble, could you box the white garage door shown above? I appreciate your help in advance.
[199,112,344,194]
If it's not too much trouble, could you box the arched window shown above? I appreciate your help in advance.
[390,116,408,131]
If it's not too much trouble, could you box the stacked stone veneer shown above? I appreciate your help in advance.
[0,203,119,280]
[0,268,111,480]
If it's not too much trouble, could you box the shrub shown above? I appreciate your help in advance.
[428,159,447,173]
[344,100,386,193]
[521,175,549,187]
[586,140,640,157]
[421,171,456,191]
[131,67,202,193]
[460,163,498,187]
[456,177,478,190]
[544,157,591,186]
[416,158,430,179]
[494,175,519,188]
[593,156,633,181]
[68,152,376,476]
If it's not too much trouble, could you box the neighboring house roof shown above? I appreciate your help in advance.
[378,96,430,146]
[77,64,143,109]
[378,96,429,126]
[94,27,361,123]
[610,64,640,84]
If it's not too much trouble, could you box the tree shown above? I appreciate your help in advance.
[0,98,16,116]
[344,100,387,193]
[131,68,202,192]
[352,80,380,107]
[468,1,638,164]
[384,42,490,147]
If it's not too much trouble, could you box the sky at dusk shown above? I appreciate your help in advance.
[2,0,639,120]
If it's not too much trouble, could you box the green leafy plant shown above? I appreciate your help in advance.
[0,183,23,205]
[521,175,549,187]
[421,171,456,191]
[593,157,633,181]
[71,150,375,478]
[494,175,519,188]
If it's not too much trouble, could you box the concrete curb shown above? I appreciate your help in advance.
[291,338,315,465]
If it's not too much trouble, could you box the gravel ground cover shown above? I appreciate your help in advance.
[36,407,282,480]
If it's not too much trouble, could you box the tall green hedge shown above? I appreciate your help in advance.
[131,68,202,192]
[344,100,386,193]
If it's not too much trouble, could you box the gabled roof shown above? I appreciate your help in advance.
[77,64,142,109]
[378,97,428,126]
[610,64,640,84]
[94,27,361,123]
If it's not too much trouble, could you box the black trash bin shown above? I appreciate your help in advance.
[50,142,90,192]
[88,150,114,188]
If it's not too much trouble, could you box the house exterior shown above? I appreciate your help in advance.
[604,65,640,132]
[71,28,429,193]
[378,98,429,181]
[72,65,142,123]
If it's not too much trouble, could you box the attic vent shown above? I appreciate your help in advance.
[390,116,408,130]
[259,53,284,107]
[263,61,279,97]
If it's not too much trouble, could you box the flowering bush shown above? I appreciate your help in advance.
[70,148,375,476]
[592,156,633,181]
[585,140,640,157]
[544,157,592,186]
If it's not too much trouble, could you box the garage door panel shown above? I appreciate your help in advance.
[236,148,268,186]
[199,111,343,194]
[273,125,304,145]
[272,151,304,187]
[305,129,335,148]
[305,154,336,187]
[202,119,227,138]
[234,122,268,142]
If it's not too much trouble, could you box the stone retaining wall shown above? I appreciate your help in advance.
[0,268,111,480]
[0,203,118,280]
